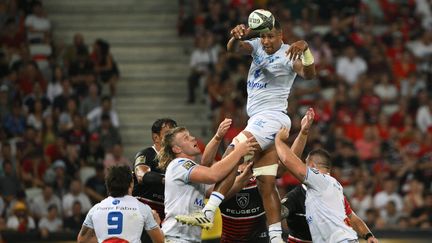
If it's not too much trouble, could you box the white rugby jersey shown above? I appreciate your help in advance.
[303,167,358,243]
[244,38,297,117]
[162,158,211,242]
[83,195,158,243]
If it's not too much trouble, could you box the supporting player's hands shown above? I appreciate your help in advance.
[215,118,232,141]
[230,24,252,40]
[235,137,258,157]
[300,107,315,135]
[286,40,309,61]
[276,126,290,142]
[238,161,254,181]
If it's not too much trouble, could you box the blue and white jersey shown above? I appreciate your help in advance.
[83,195,158,243]
[162,158,211,242]
[303,168,357,243]
[244,38,297,117]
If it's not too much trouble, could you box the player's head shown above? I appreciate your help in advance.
[260,19,282,55]
[305,149,332,173]
[106,166,133,197]
[158,127,200,170]
[151,118,177,147]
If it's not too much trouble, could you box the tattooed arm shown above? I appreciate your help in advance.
[77,225,98,243]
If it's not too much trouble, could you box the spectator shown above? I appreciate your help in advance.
[46,66,64,102]
[63,33,88,67]
[62,179,91,217]
[0,142,18,176]
[416,99,432,133]
[3,101,26,138]
[45,159,71,199]
[38,205,63,238]
[374,178,404,214]
[63,201,85,233]
[97,113,121,152]
[6,202,35,232]
[0,84,11,122]
[84,163,107,204]
[336,46,368,86]
[381,201,403,228]
[58,98,78,132]
[30,184,62,220]
[103,143,129,172]
[90,39,119,96]
[351,181,373,219]
[52,79,76,116]
[24,1,51,44]
[79,82,100,116]
[79,132,104,166]
[0,161,22,202]
[410,192,432,228]
[86,96,119,132]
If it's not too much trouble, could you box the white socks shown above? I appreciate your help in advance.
[269,222,283,243]
[202,192,224,221]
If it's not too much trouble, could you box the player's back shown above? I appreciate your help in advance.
[87,195,154,243]
[304,168,357,243]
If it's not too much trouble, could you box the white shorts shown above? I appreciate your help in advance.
[245,111,291,150]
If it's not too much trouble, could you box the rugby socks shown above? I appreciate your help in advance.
[269,222,283,243]
[202,191,224,221]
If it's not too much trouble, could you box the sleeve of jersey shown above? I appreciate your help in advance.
[303,167,329,192]
[134,148,153,168]
[138,203,159,231]
[177,159,198,184]
[244,38,260,54]
[344,196,353,216]
[82,206,95,229]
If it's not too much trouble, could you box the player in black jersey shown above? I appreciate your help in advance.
[219,109,315,243]
[132,118,177,242]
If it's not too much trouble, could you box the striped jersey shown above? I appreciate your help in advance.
[219,177,268,243]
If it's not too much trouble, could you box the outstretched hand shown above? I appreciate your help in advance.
[300,108,315,134]
[230,24,252,40]
[286,40,308,61]
[276,127,290,142]
[215,118,232,141]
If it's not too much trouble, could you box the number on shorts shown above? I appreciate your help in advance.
[107,211,123,235]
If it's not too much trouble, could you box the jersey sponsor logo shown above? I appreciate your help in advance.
[134,155,146,166]
[236,193,250,209]
[247,80,268,89]
[112,199,120,205]
[226,206,261,215]
[310,168,319,174]
[182,160,195,170]
[194,198,205,208]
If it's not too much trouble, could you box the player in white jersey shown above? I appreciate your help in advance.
[158,119,257,243]
[176,19,316,243]
[275,127,362,243]
[77,166,164,243]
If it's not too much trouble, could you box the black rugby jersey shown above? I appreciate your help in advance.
[132,146,165,220]
[219,177,268,243]
[283,185,312,241]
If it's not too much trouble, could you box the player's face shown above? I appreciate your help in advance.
[173,130,200,156]
[260,29,282,54]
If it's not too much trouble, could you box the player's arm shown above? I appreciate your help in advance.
[190,138,257,184]
[227,24,253,54]
[275,127,307,182]
[287,40,316,80]
[201,118,232,167]
[291,108,314,157]
[224,162,254,199]
[347,212,378,243]
[134,151,164,185]
[147,227,164,243]
[77,225,97,243]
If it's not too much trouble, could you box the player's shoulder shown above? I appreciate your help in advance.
[134,147,157,167]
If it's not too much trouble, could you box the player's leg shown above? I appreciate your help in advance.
[254,146,284,243]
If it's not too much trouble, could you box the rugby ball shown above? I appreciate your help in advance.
[248,9,275,33]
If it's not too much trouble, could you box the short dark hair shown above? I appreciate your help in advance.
[151,118,177,134]
[105,166,133,197]
[273,19,281,31]
[307,149,332,170]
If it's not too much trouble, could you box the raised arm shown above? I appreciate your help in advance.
[201,118,232,167]
[291,108,314,157]
[189,138,257,184]
[227,24,253,54]
[348,211,379,243]
[275,127,307,182]
[224,162,254,199]
[287,40,316,80]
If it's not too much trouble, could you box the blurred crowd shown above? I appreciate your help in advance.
[179,0,432,230]
[0,0,124,239]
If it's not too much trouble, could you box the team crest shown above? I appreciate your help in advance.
[182,160,196,170]
[134,155,146,166]
[236,193,249,209]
